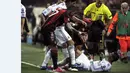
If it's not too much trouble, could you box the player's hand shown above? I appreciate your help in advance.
[102,29,106,35]
[106,32,111,36]
[78,31,87,35]
[83,18,92,23]
[81,20,87,27]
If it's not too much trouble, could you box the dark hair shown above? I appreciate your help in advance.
[65,0,77,3]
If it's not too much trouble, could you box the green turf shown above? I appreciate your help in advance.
[21,43,130,73]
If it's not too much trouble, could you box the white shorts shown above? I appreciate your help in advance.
[76,53,91,70]
[54,26,72,46]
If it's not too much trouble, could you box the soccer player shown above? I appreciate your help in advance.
[21,3,30,42]
[40,0,87,72]
[107,2,130,63]
[57,49,113,72]
[40,1,67,72]
[21,3,26,35]
[59,49,119,72]
[76,53,112,72]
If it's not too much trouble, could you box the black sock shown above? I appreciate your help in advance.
[67,57,71,68]
[51,47,58,69]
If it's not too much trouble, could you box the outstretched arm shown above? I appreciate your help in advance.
[107,12,118,36]
[71,16,87,27]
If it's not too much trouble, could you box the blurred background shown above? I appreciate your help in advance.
[21,0,130,36]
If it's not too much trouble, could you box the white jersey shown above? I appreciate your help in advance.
[75,53,111,72]
[76,53,91,70]
[42,4,57,16]
[21,4,26,18]
[90,59,111,72]
[57,2,67,10]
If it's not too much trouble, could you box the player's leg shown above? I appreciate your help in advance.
[54,27,70,66]
[55,26,78,71]
[60,27,78,71]
[127,40,130,51]
[41,48,51,70]
[119,39,128,63]
[50,39,66,72]
[40,31,52,70]
[67,40,76,65]
[58,46,70,66]
[41,31,65,72]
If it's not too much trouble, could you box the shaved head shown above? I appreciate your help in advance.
[121,2,129,8]
[121,2,129,14]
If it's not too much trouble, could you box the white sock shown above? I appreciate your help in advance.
[43,46,47,52]
[62,48,69,58]
[41,49,51,66]
[44,46,49,54]
[68,45,76,65]
[105,49,109,56]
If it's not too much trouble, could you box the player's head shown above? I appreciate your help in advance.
[96,0,104,8]
[121,2,129,14]
[108,52,119,64]
[65,0,76,3]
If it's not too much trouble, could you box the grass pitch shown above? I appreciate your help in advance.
[21,43,130,73]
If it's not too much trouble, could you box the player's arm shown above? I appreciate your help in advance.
[39,14,46,25]
[107,12,118,36]
[83,4,93,18]
[71,16,87,27]
[21,17,26,33]
[66,22,79,34]
[83,3,93,21]
[21,4,26,34]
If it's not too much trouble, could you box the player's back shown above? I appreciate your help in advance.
[90,59,111,72]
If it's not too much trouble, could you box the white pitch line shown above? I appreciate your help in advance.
[21,61,40,68]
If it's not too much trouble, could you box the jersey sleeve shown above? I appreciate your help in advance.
[83,3,93,16]
[103,6,112,20]
[42,7,52,16]
[108,12,118,33]
[21,5,26,18]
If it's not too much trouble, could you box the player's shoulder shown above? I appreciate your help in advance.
[21,4,26,12]
[102,4,109,10]
[21,4,26,13]
[88,2,96,7]
[90,2,96,5]
[21,4,26,9]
